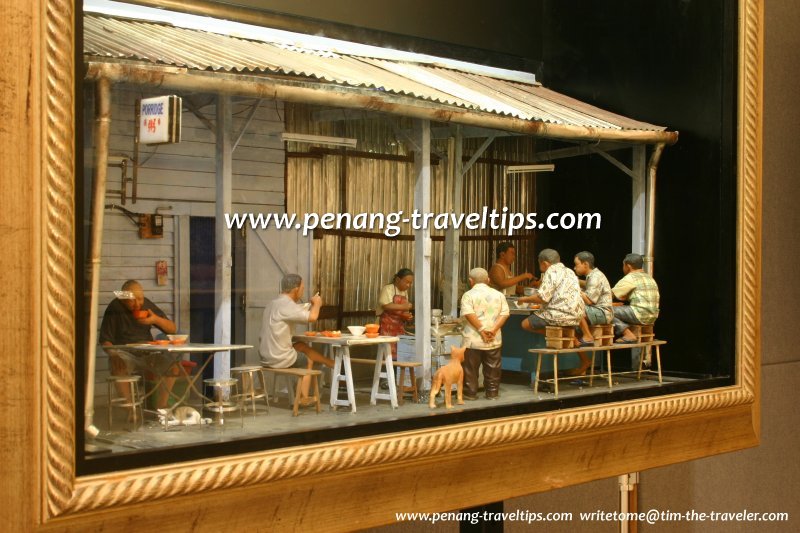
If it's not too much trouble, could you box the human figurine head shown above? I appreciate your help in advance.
[118,280,145,313]
[281,273,305,302]
[496,242,516,266]
[468,267,489,287]
[622,253,644,275]
[537,248,560,274]
[573,251,596,277]
[393,268,414,291]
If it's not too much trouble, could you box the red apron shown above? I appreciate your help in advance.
[379,293,408,359]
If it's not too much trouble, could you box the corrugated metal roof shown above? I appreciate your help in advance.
[83,14,667,133]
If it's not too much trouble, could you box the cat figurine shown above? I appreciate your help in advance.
[429,345,465,409]
[157,406,212,426]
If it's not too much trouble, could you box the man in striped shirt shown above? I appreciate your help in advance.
[611,253,660,343]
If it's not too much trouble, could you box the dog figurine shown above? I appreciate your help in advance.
[157,406,212,426]
[429,345,465,409]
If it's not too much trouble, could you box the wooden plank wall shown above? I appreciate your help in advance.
[91,84,285,396]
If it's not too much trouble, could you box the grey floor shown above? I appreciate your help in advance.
[89,369,685,455]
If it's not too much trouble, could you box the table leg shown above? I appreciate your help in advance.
[384,345,398,409]
[553,354,559,398]
[534,353,542,394]
[606,350,613,389]
[330,346,343,409]
[370,350,383,405]
[656,345,662,384]
[589,350,596,387]
[342,347,357,414]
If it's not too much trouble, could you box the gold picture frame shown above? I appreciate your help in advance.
[0,0,761,529]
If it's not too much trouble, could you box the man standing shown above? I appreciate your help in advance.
[520,248,585,335]
[489,242,534,296]
[259,274,334,402]
[611,253,660,343]
[100,279,178,409]
[460,268,510,400]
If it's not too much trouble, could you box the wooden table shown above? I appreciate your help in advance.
[292,334,399,413]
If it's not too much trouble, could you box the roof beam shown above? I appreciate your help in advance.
[86,62,679,145]
[532,141,630,162]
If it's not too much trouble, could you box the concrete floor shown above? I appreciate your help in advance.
[90,370,686,455]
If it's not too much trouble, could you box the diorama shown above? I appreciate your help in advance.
[7,0,760,528]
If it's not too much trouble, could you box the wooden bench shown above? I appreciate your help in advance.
[529,340,666,398]
[261,367,322,416]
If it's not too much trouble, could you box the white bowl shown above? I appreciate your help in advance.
[167,334,189,343]
[524,287,537,296]
[347,326,366,337]
[432,308,443,318]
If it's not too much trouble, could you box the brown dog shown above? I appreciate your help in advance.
[429,345,465,409]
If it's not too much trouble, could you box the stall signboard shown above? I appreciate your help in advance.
[138,95,182,144]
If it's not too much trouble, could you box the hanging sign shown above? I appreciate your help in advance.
[138,95,182,144]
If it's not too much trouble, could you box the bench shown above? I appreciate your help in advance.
[529,339,666,398]
[261,367,322,416]
[351,358,422,405]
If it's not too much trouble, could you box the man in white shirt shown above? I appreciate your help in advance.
[519,248,585,334]
[259,274,334,401]
[460,267,510,400]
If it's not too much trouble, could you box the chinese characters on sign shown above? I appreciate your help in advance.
[138,95,182,144]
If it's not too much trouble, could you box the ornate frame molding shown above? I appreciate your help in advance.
[27,0,761,527]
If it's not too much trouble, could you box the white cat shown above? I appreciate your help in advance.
[157,406,212,426]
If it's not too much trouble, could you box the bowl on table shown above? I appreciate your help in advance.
[364,323,380,334]
[365,332,380,338]
[347,326,366,337]
[432,308,443,318]
[167,334,189,345]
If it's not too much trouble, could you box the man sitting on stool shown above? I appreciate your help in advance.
[100,280,178,409]
[569,251,614,375]
[519,248,586,340]
[259,274,334,403]
[460,268,510,400]
[611,253,660,344]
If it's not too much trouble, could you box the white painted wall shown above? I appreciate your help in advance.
[91,84,285,400]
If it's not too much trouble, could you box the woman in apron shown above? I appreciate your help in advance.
[376,268,414,359]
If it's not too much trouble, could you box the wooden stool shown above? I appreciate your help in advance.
[231,365,270,416]
[589,324,614,346]
[262,367,322,416]
[394,361,421,405]
[545,325,576,349]
[203,378,244,427]
[629,324,655,342]
[107,375,144,430]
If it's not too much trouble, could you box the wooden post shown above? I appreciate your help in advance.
[214,94,232,378]
[413,119,432,389]
[443,126,463,316]
[84,76,112,433]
